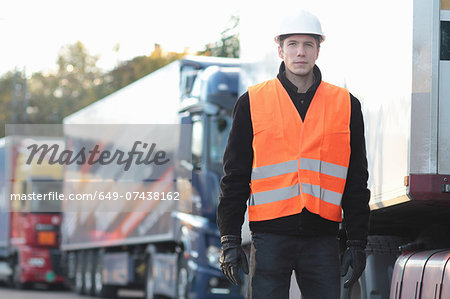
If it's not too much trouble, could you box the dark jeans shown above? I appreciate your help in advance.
[247,232,340,299]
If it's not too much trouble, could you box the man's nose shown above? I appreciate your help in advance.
[297,45,306,56]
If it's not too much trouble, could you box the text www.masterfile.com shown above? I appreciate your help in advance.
[10,191,180,201]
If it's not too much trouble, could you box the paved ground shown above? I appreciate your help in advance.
[0,284,144,299]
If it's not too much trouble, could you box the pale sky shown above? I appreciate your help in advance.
[0,0,240,75]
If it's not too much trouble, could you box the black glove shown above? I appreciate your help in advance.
[340,239,367,288]
[219,235,249,285]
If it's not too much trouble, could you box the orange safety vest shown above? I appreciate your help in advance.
[248,78,351,222]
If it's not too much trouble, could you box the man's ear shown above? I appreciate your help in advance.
[278,45,284,59]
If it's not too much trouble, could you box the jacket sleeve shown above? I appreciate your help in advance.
[217,92,253,237]
[341,94,371,241]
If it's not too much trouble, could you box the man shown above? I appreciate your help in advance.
[217,10,370,299]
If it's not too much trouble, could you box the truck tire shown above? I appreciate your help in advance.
[11,254,29,289]
[145,253,156,299]
[75,251,85,294]
[145,246,164,299]
[94,250,117,298]
[84,250,95,295]
[176,254,189,299]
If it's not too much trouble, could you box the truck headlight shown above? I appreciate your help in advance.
[206,245,222,268]
[28,257,45,267]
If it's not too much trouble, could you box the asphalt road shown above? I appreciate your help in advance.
[0,285,145,299]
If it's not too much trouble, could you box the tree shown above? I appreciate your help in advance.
[24,41,108,124]
[0,72,17,136]
[54,41,105,115]
[106,44,185,91]
[197,14,240,58]
[0,41,186,137]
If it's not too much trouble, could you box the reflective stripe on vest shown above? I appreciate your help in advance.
[248,78,351,222]
[251,158,347,181]
[250,158,347,206]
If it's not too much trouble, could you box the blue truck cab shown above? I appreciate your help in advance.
[168,57,243,298]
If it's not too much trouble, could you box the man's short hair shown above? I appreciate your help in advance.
[279,34,321,48]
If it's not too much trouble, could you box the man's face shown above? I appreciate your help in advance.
[278,35,320,78]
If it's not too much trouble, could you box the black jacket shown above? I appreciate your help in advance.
[217,63,370,241]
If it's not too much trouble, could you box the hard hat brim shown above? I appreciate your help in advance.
[274,33,325,44]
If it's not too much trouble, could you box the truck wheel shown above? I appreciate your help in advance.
[12,255,28,289]
[176,255,189,299]
[75,251,85,294]
[145,253,156,299]
[145,247,163,299]
[84,250,95,295]
[94,250,117,298]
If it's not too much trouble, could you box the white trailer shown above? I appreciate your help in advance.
[61,56,248,298]
[240,0,450,298]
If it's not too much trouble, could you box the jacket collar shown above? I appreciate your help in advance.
[277,62,322,96]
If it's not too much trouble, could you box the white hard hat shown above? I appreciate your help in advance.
[274,10,325,44]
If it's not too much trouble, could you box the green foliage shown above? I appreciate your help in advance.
[0,70,28,136]
[0,42,185,137]
[0,14,239,138]
[197,14,240,58]
[107,44,184,92]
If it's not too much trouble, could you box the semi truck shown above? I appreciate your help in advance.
[239,0,450,298]
[60,56,245,298]
[0,136,65,288]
